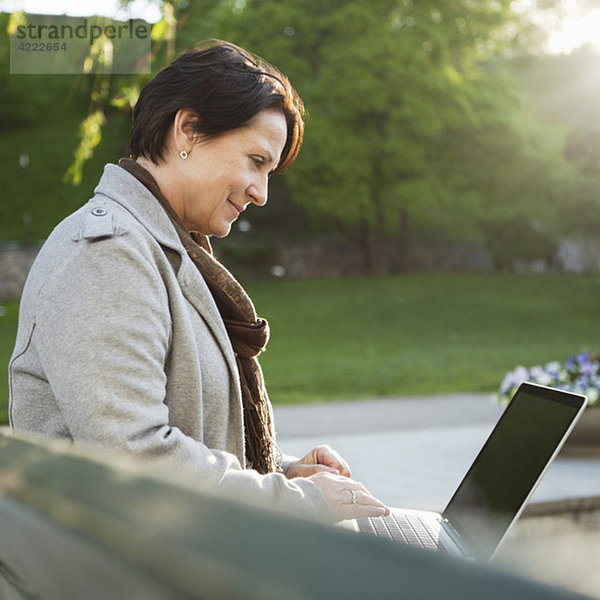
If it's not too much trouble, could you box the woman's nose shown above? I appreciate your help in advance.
[248,175,268,206]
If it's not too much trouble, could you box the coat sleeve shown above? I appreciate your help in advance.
[33,231,332,524]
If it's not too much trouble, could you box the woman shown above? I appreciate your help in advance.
[9,40,388,523]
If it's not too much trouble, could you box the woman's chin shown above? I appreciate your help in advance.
[211,223,233,238]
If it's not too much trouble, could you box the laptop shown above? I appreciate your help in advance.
[345,382,587,560]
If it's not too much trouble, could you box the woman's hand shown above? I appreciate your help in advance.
[285,444,351,479]
[307,471,390,522]
[284,445,389,522]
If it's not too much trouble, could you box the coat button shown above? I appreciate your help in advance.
[91,207,107,217]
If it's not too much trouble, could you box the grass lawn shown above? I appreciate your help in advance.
[246,273,600,403]
[1,273,599,424]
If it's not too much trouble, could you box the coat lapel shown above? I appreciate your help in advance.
[176,256,240,380]
[94,164,240,382]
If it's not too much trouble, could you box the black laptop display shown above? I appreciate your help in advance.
[443,383,587,558]
[354,382,587,560]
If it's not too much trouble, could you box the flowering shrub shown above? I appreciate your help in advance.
[498,351,600,407]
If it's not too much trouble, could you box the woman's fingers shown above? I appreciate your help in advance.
[314,445,352,478]
[337,488,390,520]
[342,488,377,506]
[285,444,351,479]
[287,463,340,478]
[338,502,389,521]
[307,472,389,522]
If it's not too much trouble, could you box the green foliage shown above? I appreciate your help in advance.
[0,74,131,242]
[565,125,600,178]
[556,176,600,236]
[64,108,108,185]
[61,0,183,185]
[208,0,576,271]
[507,45,600,244]
[2,0,599,263]
[0,7,157,242]
[480,217,558,270]
[513,46,600,129]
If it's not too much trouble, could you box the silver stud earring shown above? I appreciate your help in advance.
[179,150,188,160]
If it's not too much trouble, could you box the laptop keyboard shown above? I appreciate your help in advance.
[358,511,449,552]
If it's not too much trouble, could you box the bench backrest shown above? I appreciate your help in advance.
[0,430,588,600]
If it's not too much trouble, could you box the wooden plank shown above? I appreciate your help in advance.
[0,430,591,600]
[0,558,35,600]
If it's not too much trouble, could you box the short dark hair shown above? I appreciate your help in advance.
[128,39,305,175]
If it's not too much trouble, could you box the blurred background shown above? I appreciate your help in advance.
[1,0,600,423]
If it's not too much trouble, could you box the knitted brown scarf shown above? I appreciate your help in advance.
[118,158,278,474]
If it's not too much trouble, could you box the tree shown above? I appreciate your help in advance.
[508,45,600,245]
[565,126,600,179]
[211,0,544,272]
[59,0,183,185]
[40,0,595,272]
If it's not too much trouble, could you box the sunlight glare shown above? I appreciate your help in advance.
[546,8,600,54]
[512,0,600,54]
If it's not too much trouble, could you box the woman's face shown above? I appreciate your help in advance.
[175,108,287,237]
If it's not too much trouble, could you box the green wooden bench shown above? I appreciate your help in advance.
[0,429,592,600]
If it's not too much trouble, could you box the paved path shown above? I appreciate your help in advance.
[274,394,600,512]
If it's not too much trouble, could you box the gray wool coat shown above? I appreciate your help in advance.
[9,164,331,522]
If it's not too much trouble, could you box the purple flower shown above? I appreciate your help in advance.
[498,366,530,402]
[580,361,597,377]
[576,351,591,364]
[564,355,577,371]
[510,366,530,385]
[545,361,562,377]
[499,351,600,407]
[529,365,552,386]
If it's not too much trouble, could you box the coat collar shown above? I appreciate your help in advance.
[94,163,183,252]
[93,163,240,382]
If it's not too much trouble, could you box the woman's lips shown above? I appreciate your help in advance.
[228,199,244,215]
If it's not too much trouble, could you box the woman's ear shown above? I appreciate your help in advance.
[173,108,201,151]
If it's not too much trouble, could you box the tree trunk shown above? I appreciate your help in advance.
[360,209,410,275]
[398,209,410,272]
[360,219,388,275]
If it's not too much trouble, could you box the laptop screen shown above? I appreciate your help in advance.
[442,383,586,559]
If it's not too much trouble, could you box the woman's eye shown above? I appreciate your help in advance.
[252,156,265,168]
